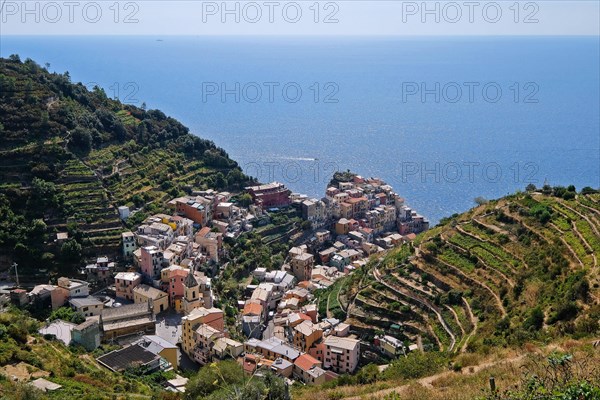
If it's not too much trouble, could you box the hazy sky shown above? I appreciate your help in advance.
[1,0,599,35]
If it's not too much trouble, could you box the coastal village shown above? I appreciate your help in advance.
[3,175,429,392]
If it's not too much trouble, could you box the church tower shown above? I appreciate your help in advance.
[183,270,201,314]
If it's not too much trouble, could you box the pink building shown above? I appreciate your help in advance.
[324,336,360,374]
[163,268,188,309]
[245,182,291,208]
[140,246,164,279]
[114,272,142,301]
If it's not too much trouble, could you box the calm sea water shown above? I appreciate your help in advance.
[2,36,599,224]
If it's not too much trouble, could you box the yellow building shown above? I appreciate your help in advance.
[133,284,169,314]
[181,307,224,358]
[335,218,350,235]
[293,320,323,352]
[139,335,179,369]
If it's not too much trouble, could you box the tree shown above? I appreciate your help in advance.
[69,127,93,153]
[581,187,598,195]
[29,219,47,241]
[185,360,244,399]
[61,239,82,263]
[524,306,544,331]
[237,193,253,207]
[474,196,489,206]
[356,363,380,384]
[71,312,86,324]
[525,183,537,192]
[49,307,86,325]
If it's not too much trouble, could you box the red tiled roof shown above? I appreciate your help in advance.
[171,269,188,278]
[294,354,320,371]
[297,313,312,322]
[347,197,367,204]
[243,303,263,316]
[197,227,211,237]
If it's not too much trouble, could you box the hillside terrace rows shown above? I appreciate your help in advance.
[345,193,599,356]
[56,159,125,254]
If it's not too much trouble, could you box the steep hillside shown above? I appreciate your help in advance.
[0,306,178,399]
[0,56,249,274]
[336,188,600,352]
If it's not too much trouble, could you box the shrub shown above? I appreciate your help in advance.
[356,363,380,384]
[383,352,447,380]
[523,307,544,331]
[549,302,580,324]
[530,204,552,224]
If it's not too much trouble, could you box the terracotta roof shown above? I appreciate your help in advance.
[171,269,188,278]
[242,303,263,316]
[294,354,321,371]
[197,227,211,237]
[297,313,312,322]
[347,197,367,204]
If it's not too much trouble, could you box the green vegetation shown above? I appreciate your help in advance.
[344,189,600,360]
[383,351,448,380]
[48,307,85,325]
[0,56,250,273]
[316,277,348,320]
[0,307,172,399]
[481,352,600,400]
[184,360,287,400]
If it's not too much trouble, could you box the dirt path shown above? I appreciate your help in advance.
[445,305,466,348]
[460,298,478,353]
[344,355,525,400]
[326,289,332,319]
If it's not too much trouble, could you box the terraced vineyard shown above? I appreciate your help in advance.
[343,191,600,355]
[57,159,124,255]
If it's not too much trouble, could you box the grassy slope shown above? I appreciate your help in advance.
[292,339,600,400]
[0,307,175,400]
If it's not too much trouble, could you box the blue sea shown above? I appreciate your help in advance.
[1,36,598,224]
